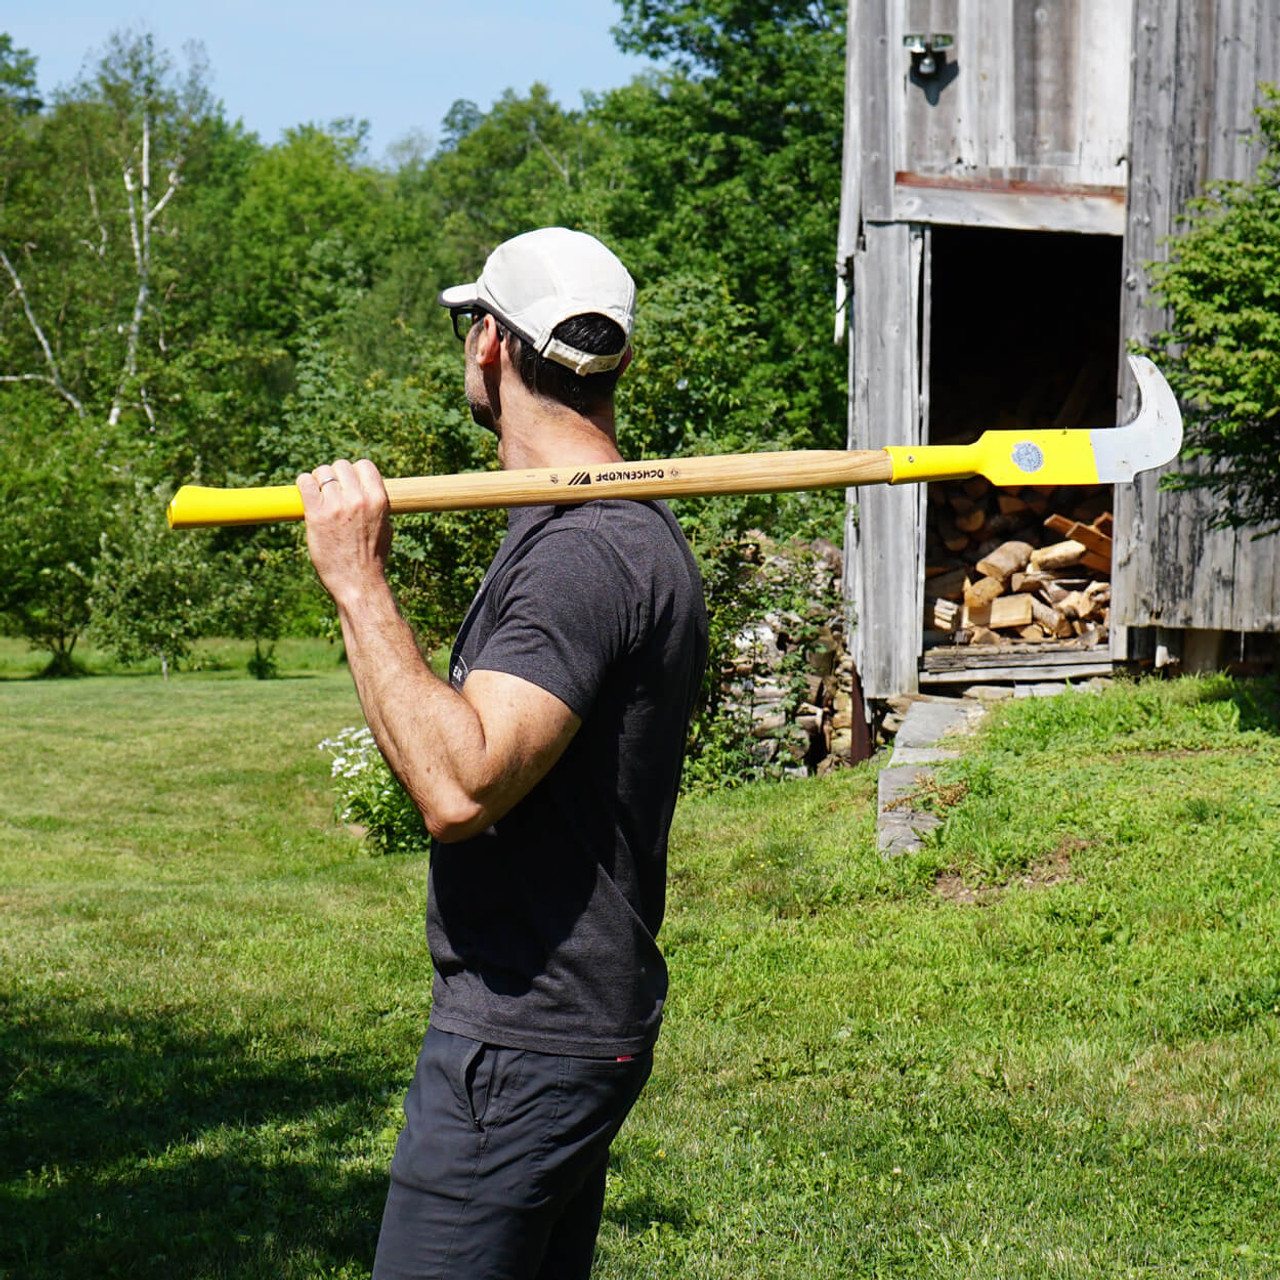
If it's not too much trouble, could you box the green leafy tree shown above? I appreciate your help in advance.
[204,532,307,678]
[0,32,239,671]
[0,33,40,116]
[225,121,388,345]
[0,404,120,673]
[338,86,611,384]
[600,0,848,448]
[402,87,605,284]
[1149,87,1280,533]
[89,481,215,677]
[0,32,215,427]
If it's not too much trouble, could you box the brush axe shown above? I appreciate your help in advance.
[165,355,1181,530]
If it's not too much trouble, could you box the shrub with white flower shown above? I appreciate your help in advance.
[318,726,430,855]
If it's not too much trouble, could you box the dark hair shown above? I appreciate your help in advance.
[506,313,628,415]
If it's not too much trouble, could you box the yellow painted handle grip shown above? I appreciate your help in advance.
[885,430,1100,486]
[166,484,305,528]
[167,450,898,529]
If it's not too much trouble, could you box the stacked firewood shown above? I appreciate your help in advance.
[924,481,1113,647]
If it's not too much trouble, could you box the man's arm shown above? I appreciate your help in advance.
[298,458,580,843]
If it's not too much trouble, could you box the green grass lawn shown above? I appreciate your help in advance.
[2,660,1279,1278]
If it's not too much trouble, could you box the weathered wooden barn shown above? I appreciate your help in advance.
[836,0,1280,707]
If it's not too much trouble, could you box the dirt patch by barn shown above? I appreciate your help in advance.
[933,837,1083,905]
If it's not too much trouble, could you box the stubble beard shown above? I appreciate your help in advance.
[467,395,497,434]
[465,349,500,436]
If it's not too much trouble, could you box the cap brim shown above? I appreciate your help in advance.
[437,283,480,308]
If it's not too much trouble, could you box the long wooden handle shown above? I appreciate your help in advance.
[166,449,897,528]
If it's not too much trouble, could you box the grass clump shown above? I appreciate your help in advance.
[2,667,1279,1277]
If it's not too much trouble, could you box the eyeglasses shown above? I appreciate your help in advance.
[451,308,509,343]
[450,307,483,341]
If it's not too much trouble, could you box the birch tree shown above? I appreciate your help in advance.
[0,32,221,671]
[0,36,84,414]
[0,31,209,431]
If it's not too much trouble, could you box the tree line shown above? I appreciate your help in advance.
[0,5,848,781]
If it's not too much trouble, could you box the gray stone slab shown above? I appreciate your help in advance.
[889,746,961,767]
[877,765,942,856]
[1014,681,1071,698]
[892,699,972,751]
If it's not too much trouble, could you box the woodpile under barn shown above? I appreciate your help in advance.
[924,481,1113,650]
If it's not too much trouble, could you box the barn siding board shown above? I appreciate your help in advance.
[958,0,1016,171]
[892,182,1125,233]
[863,1,897,220]
[1114,0,1280,633]
[1013,0,1081,166]
[903,0,962,173]
[1079,0,1135,185]
[845,221,925,698]
[837,0,865,269]
[1235,528,1280,629]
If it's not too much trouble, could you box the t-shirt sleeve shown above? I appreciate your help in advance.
[470,528,636,719]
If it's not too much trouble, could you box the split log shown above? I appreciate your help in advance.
[1057,590,1085,621]
[927,597,960,631]
[1044,514,1112,573]
[1010,568,1056,594]
[925,566,969,600]
[962,593,1034,630]
[1079,581,1111,621]
[975,540,1033,584]
[964,576,1005,608]
[1030,596,1074,638]
[1030,539,1086,571]
[939,516,970,552]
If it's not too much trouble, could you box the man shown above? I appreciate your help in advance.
[297,227,708,1279]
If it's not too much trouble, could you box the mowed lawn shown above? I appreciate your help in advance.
[2,647,1279,1279]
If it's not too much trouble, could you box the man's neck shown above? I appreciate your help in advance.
[497,404,623,472]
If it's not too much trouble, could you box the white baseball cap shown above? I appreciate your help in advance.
[438,227,635,375]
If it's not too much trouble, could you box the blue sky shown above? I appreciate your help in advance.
[5,1,660,161]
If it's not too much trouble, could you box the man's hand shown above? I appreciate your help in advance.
[297,458,392,608]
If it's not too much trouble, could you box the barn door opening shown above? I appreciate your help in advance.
[921,225,1123,682]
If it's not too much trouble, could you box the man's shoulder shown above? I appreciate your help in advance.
[548,498,682,541]
[501,501,702,613]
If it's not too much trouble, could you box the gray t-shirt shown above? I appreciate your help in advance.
[425,500,708,1057]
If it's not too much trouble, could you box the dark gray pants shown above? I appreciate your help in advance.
[372,1026,653,1280]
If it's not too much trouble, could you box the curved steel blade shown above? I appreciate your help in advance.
[1089,355,1183,483]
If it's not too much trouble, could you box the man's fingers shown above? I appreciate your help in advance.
[298,460,388,519]
[354,458,389,510]
[297,469,324,511]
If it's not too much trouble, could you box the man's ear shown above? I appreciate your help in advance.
[617,345,634,376]
[474,314,504,367]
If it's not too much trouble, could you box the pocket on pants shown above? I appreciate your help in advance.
[460,1039,493,1130]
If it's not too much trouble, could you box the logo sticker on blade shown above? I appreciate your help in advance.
[567,471,593,486]
[1011,442,1044,474]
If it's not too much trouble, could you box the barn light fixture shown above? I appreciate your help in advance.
[903,32,954,78]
